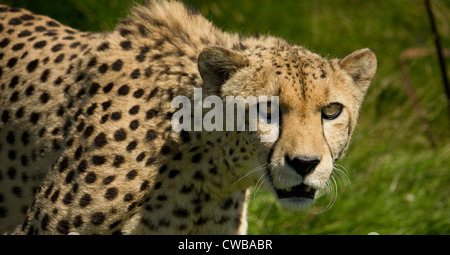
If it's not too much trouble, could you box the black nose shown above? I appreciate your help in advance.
[285,156,320,177]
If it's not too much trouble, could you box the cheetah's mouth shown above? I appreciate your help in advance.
[275,183,316,199]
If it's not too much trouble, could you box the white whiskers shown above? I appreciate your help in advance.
[315,163,351,214]
[232,163,269,185]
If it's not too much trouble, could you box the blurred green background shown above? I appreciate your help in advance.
[1,0,448,234]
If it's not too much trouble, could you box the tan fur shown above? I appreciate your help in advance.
[0,1,376,234]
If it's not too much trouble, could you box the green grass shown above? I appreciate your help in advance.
[2,0,449,235]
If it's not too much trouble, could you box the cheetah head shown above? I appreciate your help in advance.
[198,42,377,210]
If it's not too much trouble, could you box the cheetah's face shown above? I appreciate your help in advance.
[198,45,377,210]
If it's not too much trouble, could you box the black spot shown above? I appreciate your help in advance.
[12,186,22,197]
[119,40,132,50]
[140,180,149,191]
[98,63,108,73]
[59,157,69,172]
[169,169,180,179]
[74,146,83,160]
[54,76,63,85]
[50,189,60,203]
[128,105,139,115]
[111,112,122,120]
[180,131,191,143]
[33,40,47,49]
[191,153,202,163]
[84,125,94,138]
[193,171,204,181]
[79,194,91,207]
[114,129,127,141]
[221,198,233,210]
[7,57,18,68]
[8,17,22,25]
[111,59,123,71]
[87,57,97,67]
[40,69,50,82]
[1,110,10,123]
[100,114,109,124]
[136,54,146,62]
[126,141,137,151]
[102,175,115,185]
[103,83,114,93]
[40,92,50,104]
[157,195,167,201]
[73,215,83,227]
[54,53,64,63]
[147,87,159,101]
[18,30,31,37]
[92,155,106,165]
[113,155,125,167]
[0,38,10,48]
[15,107,24,119]
[85,172,97,184]
[21,131,29,145]
[94,133,108,148]
[46,20,60,27]
[65,170,74,184]
[145,109,157,119]
[97,42,109,51]
[25,85,35,96]
[9,91,19,102]
[126,170,137,180]
[144,66,153,77]
[133,89,144,98]
[101,101,111,111]
[41,214,50,231]
[145,157,156,166]
[12,43,25,51]
[62,192,73,205]
[105,188,118,200]
[69,42,80,48]
[35,26,46,32]
[119,28,132,37]
[7,167,17,180]
[56,220,69,234]
[320,69,327,79]
[130,69,141,79]
[20,14,35,21]
[6,132,15,144]
[180,184,192,194]
[76,74,85,83]
[29,112,40,124]
[123,193,133,202]
[89,83,100,95]
[91,212,105,225]
[117,85,130,95]
[136,152,145,162]
[173,152,182,160]
[130,120,139,130]
[160,145,171,155]
[173,208,189,218]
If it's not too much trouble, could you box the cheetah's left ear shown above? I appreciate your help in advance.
[339,48,377,95]
[198,46,249,94]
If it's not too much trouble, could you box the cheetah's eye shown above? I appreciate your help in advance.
[321,103,343,120]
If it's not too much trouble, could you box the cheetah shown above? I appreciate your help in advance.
[0,1,377,234]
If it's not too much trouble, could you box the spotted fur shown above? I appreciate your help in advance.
[0,1,376,234]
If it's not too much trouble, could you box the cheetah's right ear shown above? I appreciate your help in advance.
[198,46,249,94]
[339,48,377,96]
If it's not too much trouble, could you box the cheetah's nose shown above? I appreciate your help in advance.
[284,156,320,177]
